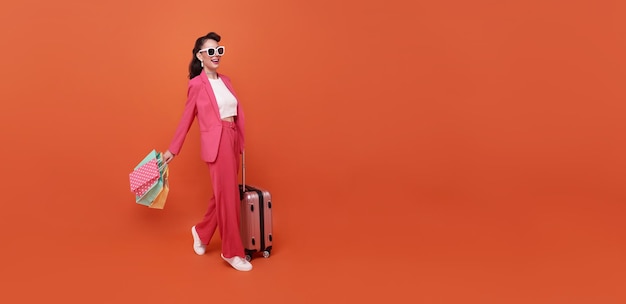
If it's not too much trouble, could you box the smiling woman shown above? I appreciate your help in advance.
[162,31,251,272]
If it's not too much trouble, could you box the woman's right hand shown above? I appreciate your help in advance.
[163,150,175,164]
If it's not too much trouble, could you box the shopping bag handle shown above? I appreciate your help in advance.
[134,158,168,173]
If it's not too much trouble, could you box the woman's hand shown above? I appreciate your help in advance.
[163,150,175,164]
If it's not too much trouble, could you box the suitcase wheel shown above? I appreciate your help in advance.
[263,250,270,258]
[245,254,252,262]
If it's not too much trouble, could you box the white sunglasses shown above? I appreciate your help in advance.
[198,46,225,56]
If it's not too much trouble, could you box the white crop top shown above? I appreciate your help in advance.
[208,77,238,119]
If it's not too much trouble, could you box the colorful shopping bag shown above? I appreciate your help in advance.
[129,150,160,197]
[148,166,169,209]
[130,150,168,207]
[129,158,160,197]
[136,165,167,206]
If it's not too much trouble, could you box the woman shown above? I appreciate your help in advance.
[162,32,252,272]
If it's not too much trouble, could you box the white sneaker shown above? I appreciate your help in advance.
[191,226,206,255]
[221,254,253,271]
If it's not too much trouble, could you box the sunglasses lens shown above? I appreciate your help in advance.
[218,47,224,55]
[207,49,215,56]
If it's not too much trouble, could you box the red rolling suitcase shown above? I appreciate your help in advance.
[238,151,273,261]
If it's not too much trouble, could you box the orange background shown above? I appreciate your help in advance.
[1,0,625,303]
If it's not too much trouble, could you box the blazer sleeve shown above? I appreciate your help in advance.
[168,81,199,155]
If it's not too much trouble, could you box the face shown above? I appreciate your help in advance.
[196,39,225,70]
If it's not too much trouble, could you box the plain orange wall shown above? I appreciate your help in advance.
[1,0,625,302]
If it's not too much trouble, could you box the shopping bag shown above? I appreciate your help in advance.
[130,150,168,206]
[136,165,167,206]
[129,150,162,198]
[148,166,169,209]
[129,158,160,197]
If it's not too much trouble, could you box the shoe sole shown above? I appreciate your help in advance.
[191,226,206,255]
[221,254,252,271]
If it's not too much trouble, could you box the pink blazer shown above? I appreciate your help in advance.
[168,73,245,163]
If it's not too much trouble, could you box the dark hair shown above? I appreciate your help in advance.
[188,32,221,79]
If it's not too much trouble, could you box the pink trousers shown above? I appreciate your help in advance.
[194,120,244,258]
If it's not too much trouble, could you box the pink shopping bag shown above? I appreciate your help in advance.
[129,158,160,198]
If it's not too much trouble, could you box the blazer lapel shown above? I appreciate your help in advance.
[220,75,237,98]
[200,73,221,120]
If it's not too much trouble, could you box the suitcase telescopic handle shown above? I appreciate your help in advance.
[242,150,246,192]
